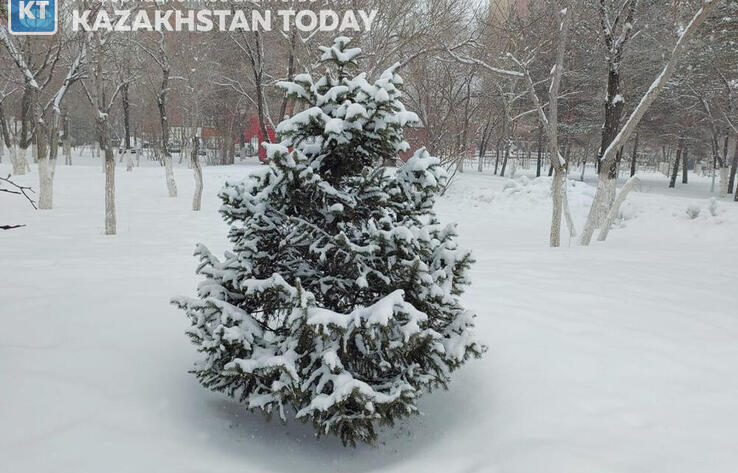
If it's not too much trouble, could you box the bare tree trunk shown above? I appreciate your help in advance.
[682,146,689,184]
[0,103,22,175]
[134,128,140,167]
[494,138,501,175]
[719,166,730,195]
[500,140,510,177]
[509,149,519,178]
[63,111,72,165]
[458,75,473,175]
[143,34,178,196]
[159,88,177,197]
[729,134,738,194]
[477,120,492,173]
[96,117,116,235]
[16,87,32,175]
[21,77,54,210]
[0,104,11,170]
[99,142,105,173]
[477,138,486,173]
[1,103,23,173]
[709,145,716,191]
[580,152,587,181]
[551,168,565,246]
[510,3,572,247]
[630,132,639,177]
[598,176,640,242]
[122,83,133,172]
[670,139,683,188]
[11,146,22,174]
[592,67,626,213]
[162,152,177,196]
[37,127,53,209]
[15,146,29,174]
[192,137,202,211]
[104,146,116,235]
[536,124,543,177]
[278,30,297,121]
[249,32,272,148]
[563,185,576,239]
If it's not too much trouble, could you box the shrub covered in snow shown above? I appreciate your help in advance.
[172,37,483,446]
[686,205,701,220]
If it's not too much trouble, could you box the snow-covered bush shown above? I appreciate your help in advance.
[172,37,484,446]
[686,204,701,220]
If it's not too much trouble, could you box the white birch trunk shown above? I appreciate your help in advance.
[64,139,72,165]
[104,147,116,235]
[581,177,617,244]
[49,141,59,180]
[163,153,177,197]
[563,183,577,239]
[597,176,640,242]
[509,158,518,178]
[192,140,203,211]
[9,145,22,175]
[719,166,730,195]
[125,149,134,172]
[38,150,53,209]
[550,168,565,247]
[21,147,31,174]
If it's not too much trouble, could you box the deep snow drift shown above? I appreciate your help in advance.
[1,155,737,473]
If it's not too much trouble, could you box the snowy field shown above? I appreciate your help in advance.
[1,154,737,473]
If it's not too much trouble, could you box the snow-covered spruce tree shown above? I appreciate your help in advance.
[172,37,484,446]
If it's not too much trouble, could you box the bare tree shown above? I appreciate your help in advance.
[191,137,203,211]
[580,0,719,245]
[81,26,133,235]
[0,83,21,174]
[509,1,576,247]
[138,32,178,197]
[1,15,86,209]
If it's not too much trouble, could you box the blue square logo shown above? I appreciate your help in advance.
[8,0,57,35]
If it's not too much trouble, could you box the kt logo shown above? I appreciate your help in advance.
[8,0,57,35]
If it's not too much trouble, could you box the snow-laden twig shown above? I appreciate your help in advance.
[445,49,524,78]
[0,24,40,89]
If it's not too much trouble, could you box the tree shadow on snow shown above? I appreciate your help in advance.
[181,365,488,473]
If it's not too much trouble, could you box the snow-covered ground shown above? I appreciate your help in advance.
[1,153,737,473]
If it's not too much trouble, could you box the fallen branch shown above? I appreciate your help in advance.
[0,174,37,209]
[1,174,37,230]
